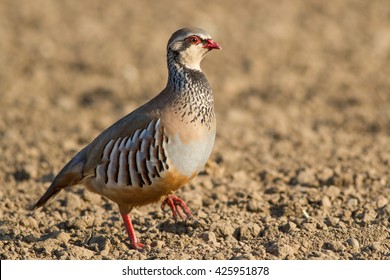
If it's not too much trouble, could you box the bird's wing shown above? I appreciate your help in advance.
[83,110,157,178]
[33,98,163,209]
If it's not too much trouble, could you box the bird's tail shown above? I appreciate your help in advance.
[32,148,87,209]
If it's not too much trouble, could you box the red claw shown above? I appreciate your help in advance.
[161,195,192,220]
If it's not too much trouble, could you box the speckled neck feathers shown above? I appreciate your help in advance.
[166,52,215,129]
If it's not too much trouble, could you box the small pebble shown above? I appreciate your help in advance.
[224,236,238,245]
[197,210,208,219]
[200,231,218,245]
[89,234,109,251]
[371,242,381,252]
[347,198,359,209]
[247,199,265,213]
[19,216,39,228]
[363,209,377,223]
[325,241,345,252]
[296,168,316,186]
[327,217,340,227]
[325,185,341,198]
[354,174,365,188]
[267,243,294,258]
[150,240,164,249]
[281,221,297,233]
[345,238,359,249]
[322,196,332,210]
[301,222,316,231]
[68,246,95,259]
[66,216,94,229]
[376,196,388,208]
[239,223,261,241]
[210,221,234,238]
[317,167,334,184]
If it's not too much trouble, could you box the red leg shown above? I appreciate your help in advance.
[161,195,192,220]
[120,212,144,250]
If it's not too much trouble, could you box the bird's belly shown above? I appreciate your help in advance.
[85,168,189,211]
[166,131,215,177]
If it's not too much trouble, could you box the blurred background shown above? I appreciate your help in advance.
[1,0,390,259]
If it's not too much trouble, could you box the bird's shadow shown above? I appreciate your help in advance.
[157,215,206,235]
[156,219,193,235]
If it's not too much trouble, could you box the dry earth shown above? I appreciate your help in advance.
[1,0,390,260]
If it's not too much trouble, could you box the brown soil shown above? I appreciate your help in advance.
[1,0,390,260]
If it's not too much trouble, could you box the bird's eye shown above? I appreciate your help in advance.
[187,36,201,45]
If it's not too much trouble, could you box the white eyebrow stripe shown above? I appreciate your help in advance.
[170,33,211,45]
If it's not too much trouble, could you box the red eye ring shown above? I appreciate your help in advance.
[187,35,201,45]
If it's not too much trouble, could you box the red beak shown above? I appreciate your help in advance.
[203,39,221,50]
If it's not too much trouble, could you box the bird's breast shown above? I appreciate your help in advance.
[165,126,216,177]
[162,96,216,178]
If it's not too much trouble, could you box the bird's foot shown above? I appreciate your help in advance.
[161,195,192,220]
[130,242,145,250]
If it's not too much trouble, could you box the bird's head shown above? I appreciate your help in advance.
[167,27,221,71]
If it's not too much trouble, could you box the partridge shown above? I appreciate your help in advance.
[33,27,221,250]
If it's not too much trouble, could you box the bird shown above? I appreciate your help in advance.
[33,27,221,250]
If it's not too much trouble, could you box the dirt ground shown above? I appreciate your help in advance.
[1,0,390,260]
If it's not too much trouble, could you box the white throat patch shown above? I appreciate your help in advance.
[179,45,208,71]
